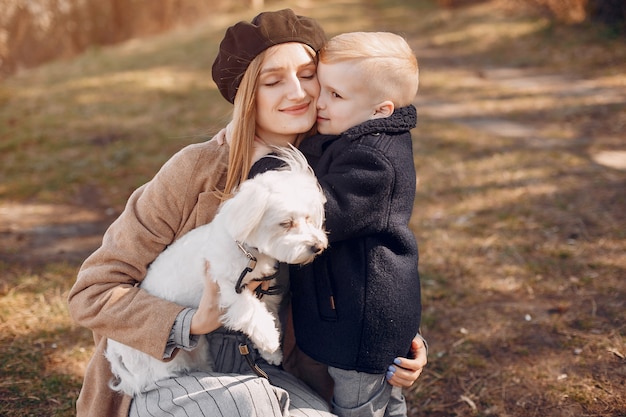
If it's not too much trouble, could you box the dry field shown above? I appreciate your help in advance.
[1,0,624,416]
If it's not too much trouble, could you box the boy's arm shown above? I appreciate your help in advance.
[248,154,287,178]
[315,146,395,242]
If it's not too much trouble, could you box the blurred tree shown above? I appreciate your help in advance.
[510,0,625,31]
[0,0,239,78]
[587,0,625,31]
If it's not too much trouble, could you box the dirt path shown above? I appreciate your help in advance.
[415,62,626,163]
[0,202,115,265]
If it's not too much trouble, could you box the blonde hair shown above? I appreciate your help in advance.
[223,44,318,198]
[319,32,419,107]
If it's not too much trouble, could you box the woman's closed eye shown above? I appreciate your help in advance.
[298,62,317,80]
[299,71,316,80]
[263,78,281,87]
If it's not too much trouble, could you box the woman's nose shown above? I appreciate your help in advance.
[286,76,306,100]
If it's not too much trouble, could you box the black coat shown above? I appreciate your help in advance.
[290,105,422,373]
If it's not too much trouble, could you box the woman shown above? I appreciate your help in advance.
[68,9,425,417]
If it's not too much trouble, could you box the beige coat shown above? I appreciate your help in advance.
[67,140,229,417]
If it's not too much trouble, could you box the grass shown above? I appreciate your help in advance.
[0,262,92,415]
[1,0,625,415]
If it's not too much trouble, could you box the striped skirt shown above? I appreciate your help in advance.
[129,328,335,417]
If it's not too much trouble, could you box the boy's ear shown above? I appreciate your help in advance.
[372,100,394,119]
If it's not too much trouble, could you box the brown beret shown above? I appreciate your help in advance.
[212,9,327,103]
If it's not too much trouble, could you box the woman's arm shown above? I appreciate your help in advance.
[68,143,226,359]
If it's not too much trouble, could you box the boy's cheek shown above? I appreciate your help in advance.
[316,120,333,135]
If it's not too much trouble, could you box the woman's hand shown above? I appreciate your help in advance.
[245,279,271,294]
[190,262,223,335]
[386,336,428,387]
[189,261,272,334]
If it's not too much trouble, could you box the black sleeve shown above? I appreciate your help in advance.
[247,154,287,179]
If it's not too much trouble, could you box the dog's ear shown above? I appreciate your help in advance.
[219,178,270,242]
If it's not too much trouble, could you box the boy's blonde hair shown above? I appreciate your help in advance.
[319,32,419,107]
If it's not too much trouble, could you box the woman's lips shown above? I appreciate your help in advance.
[281,103,310,115]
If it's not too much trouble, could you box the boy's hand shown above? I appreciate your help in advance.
[211,121,232,146]
[211,122,271,164]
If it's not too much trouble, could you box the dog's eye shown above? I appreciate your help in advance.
[280,220,294,229]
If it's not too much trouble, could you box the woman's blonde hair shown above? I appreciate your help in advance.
[320,32,419,107]
[222,44,318,198]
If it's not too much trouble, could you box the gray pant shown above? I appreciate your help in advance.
[129,329,335,417]
[328,367,407,417]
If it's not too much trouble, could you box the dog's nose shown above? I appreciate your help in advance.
[311,243,325,254]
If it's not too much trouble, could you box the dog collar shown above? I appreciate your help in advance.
[235,241,257,294]
[234,241,285,297]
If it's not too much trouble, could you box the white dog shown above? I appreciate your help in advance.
[105,145,327,396]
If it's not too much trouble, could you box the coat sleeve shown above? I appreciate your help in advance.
[316,144,395,243]
[67,144,208,360]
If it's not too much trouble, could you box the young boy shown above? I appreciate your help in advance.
[289,32,423,417]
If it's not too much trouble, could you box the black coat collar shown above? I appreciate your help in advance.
[301,105,417,157]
